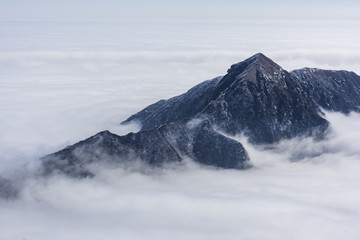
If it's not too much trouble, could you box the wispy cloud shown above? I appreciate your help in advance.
[1,109,360,240]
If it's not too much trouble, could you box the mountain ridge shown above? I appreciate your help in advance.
[123,53,332,143]
[291,68,360,113]
[40,53,360,177]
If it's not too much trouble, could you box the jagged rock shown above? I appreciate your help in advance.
[122,76,223,130]
[291,68,360,113]
[42,129,182,177]
[42,53,360,177]
[123,53,332,143]
[42,120,249,176]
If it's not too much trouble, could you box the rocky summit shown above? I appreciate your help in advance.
[42,53,360,177]
[42,120,249,177]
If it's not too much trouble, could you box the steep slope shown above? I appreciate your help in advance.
[198,53,329,143]
[42,120,249,177]
[122,76,223,130]
[123,53,329,143]
[42,53,360,178]
[291,68,360,113]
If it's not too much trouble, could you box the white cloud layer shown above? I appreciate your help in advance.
[1,112,360,240]
[1,13,360,240]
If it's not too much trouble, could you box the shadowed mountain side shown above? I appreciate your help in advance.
[123,53,333,143]
[42,53,360,178]
[291,68,360,114]
[42,120,250,177]
[122,76,223,131]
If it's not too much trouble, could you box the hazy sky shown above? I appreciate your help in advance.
[1,0,360,20]
[1,1,360,240]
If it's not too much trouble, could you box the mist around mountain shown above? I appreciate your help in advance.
[35,53,360,179]
[1,111,360,240]
[1,53,360,240]
[1,0,360,237]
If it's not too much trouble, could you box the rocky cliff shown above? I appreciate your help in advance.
[291,68,360,113]
[42,53,360,177]
[123,53,332,143]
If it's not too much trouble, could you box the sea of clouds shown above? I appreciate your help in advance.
[1,16,360,240]
[1,111,360,240]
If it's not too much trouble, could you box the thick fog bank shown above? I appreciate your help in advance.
[1,112,360,240]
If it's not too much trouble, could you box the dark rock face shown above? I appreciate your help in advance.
[42,120,249,176]
[42,53,360,177]
[291,68,360,114]
[42,129,182,177]
[122,76,223,131]
[190,121,249,168]
[199,54,329,143]
[123,53,332,143]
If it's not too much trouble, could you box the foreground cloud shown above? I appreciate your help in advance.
[1,112,360,240]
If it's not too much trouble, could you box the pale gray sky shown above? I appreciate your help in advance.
[1,0,360,20]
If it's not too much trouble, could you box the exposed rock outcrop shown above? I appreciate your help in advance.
[42,120,249,177]
[291,68,360,113]
[123,53,332,143]
[42,53,360,177]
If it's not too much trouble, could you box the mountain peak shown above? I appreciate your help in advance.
[212,53,287,101]
[222,53,286,88]
[42,53,360,177]
[249,52,268,61]
[227,53,281,74]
